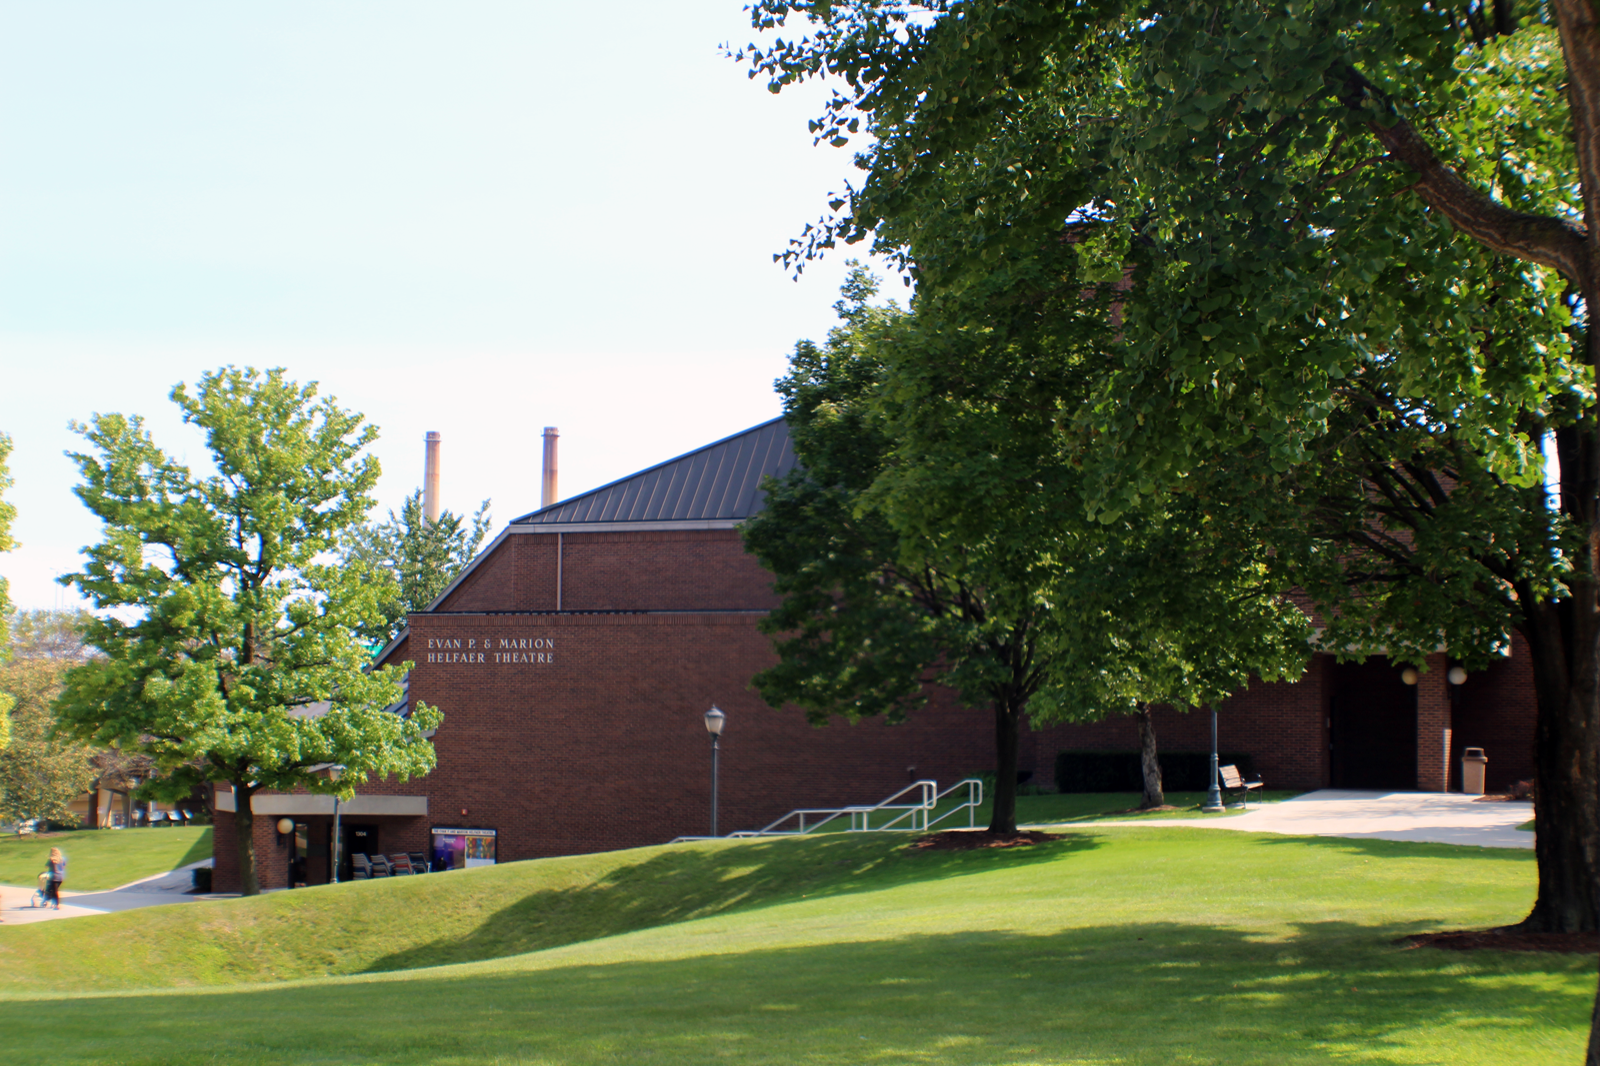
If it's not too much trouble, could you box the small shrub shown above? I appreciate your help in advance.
[1509,779,1535,801]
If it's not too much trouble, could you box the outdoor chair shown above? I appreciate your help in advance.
[350,853,371,880]
[408,851,429,873]
[367,854,391,878]
[388,853,414,875]
[1219,764,1263,807]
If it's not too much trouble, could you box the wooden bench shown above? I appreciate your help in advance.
[1219,764,1263,807]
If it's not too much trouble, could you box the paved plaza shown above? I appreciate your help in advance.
[1085,789,1534,848]
[0,860,216,925]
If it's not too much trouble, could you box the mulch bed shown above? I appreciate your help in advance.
[1400,927,1598,955]
[910,830,1066,851]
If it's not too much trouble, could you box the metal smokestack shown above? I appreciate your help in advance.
[423,431,442,524]
[541,427,559,510]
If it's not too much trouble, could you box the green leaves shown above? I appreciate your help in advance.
[55,368,440,888]
[340,492,492,648]
[0,433,14,655]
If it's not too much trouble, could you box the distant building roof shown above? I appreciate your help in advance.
[510,416,796,526]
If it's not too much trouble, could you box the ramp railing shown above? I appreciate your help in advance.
[672,777,986,842]
[925,777,984,831]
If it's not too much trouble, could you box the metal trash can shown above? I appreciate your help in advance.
[1461,747,1488,795]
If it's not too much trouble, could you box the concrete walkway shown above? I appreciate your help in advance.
[0,859,218,925]
[1055,789,1535,849]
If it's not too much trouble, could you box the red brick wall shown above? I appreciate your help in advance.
[1450,635,1538,792]
[210,525,1541,891]
[1025,656,1331,791]
[433,529,778,614]
[398,610,998,863]
[1417,653,1451,791]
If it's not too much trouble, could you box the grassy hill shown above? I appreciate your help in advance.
[0,827,1588,1065]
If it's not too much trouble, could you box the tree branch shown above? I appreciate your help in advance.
[1336,66,1589,284]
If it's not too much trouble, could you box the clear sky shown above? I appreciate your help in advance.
[0,1,885,610]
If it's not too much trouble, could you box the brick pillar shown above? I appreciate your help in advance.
[1416,653,1452,791]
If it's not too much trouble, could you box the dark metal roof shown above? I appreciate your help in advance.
[511,417,796,525]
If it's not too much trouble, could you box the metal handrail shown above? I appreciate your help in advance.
[925,778,984,831]
[737,779,938,836]
[671,776,990,843]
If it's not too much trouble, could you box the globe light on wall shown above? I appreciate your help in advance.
[1400,667,1419,686]
[276,818,295,836]
[1447,666,1469,686]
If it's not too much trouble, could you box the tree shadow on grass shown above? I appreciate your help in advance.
[176,830,213,868]
[363,831,1104,975]
[5,919,1590,1066]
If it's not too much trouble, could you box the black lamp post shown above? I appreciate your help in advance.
[325,765,346,884]
[1203,707,1224,812]
[704,706,725,837]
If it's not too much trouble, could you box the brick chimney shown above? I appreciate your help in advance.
[541,427,559,510]
[423,431,441,523]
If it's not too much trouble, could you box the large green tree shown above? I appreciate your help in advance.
[56,367,441,895]
[746,269,1309,828]
[0,611,97,828]
[0,431,15,750]
[340,490,491,648]
[742,0,1596,941]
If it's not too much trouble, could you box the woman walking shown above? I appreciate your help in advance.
[45,846,66,910]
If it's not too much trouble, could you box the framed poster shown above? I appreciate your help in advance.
[430,826,497,870]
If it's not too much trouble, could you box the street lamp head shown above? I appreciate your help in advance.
[704,706,726,736]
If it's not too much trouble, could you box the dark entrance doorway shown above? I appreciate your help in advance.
[1329,659,1417,789]
[336,823,379,884]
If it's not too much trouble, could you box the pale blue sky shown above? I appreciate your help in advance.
[0,1,883,609]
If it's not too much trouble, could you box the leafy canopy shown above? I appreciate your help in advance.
[55,367,440,806]
[0,611,97,827]
[341,490,491,648]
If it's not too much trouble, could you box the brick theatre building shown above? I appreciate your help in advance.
[212,418,1538,891]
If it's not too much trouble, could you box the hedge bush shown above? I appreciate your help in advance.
[1054,750,1258,793]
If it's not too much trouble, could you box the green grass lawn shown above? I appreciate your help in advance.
[0,827,212,891]
[0,825,1587,1065]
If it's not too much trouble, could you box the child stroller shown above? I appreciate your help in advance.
[31,871,49,908]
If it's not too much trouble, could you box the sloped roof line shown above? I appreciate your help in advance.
[510,416,796,525]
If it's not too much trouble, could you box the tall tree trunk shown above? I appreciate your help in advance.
[989,700,1020,834]
[1560,0,1600,1050]
[1135,705,1164,809]
[233,780,259,897]
[1522,599,1599,935]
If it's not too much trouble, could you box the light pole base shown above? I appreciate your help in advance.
[1202,787,1225,813]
